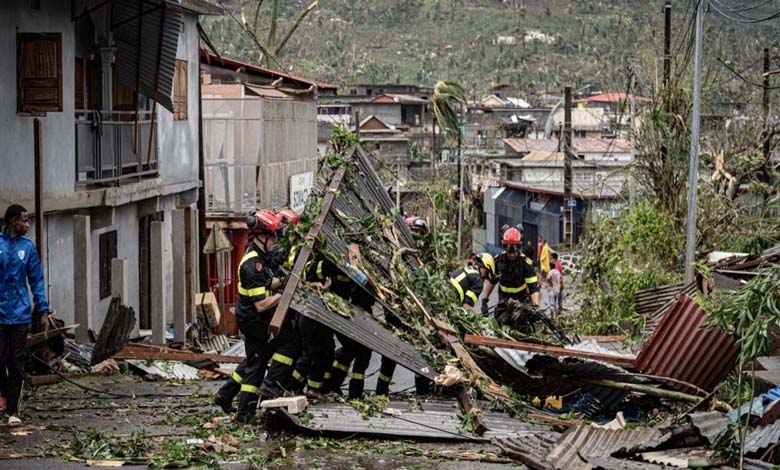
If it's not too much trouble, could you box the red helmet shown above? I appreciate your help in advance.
[502,227,522,246]
[278,208,300,227]
[246,209,281,236]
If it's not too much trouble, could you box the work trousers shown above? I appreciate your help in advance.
[257,311,301,399]
[291,315,334,392]
[0,323,29,415]
[326,333,372,399]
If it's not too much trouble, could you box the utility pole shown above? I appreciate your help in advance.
[628,58,638,207]
[763,47,771,167]
[354,111,361,142]
[396,157,401,214]
[456,120,464,259]
[663,0,672,89]
[684,0,704,284]
[563,86,573,249]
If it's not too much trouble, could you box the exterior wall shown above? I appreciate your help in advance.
[0,0,76,197]
[522,168,563,183]
[580,151,632,162]
[351,103,402,128]
[157,14,201,184]
[44,213,75,325]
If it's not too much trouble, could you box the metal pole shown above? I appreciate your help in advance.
[34,118,43,253]
[456,126,464,259]
[663,0,672,89]
[395,157,401,214]
[563,86,573,248]
[763,47,771,169]
[629,59,637,207]
[684,0,704,284]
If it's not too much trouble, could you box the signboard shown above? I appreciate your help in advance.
[566,199,577,208]
[289,172,314,213]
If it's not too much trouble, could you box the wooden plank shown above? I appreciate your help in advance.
[457,386,487,436]
[113,345,243,364]
[30,370,113,386]
[464,334,637,369]
[268,164,348,338]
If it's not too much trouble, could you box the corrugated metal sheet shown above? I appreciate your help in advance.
[635,294,738,394]
[279,400,547,441]
[641,284,698,337]
[634,283,686,316]
[744,458,780,470]
[640,447,715,467]
[688,411,730,444]
[546,423,672,470]
[290,290,436,380]
[113,0,182,112]
[585,456,666,470]
[744,421,780,454]
[494,431,561,469]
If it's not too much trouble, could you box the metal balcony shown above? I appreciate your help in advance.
[75,110,158,184]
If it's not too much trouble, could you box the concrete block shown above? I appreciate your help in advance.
[259,396,308,414]
[111,258,137,336]
[73,215,91,343]
[172,209,186,342]
[150,221,166,345]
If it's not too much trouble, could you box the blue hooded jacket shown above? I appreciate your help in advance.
[0,232,49,324]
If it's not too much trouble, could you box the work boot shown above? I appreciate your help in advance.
[213,394,237,413]
[376,379,390,396]
[348,379,365,400]
[305,388,324,400]
[236,392,259,423]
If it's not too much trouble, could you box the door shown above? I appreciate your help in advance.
[138,211,164,329]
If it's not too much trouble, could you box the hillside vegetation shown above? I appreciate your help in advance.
[203,1,780,108]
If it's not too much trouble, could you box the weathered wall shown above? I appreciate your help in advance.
[351,103,402,128]
[0,0,76,198]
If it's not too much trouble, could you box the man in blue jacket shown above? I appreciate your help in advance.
[0,204,49,427]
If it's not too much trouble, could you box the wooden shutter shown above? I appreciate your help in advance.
[173,60,187,120]
[75,57,85,110]
[17,33,63,114]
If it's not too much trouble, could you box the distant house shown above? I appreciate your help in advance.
[358,115,409,162]
[551,107,608,139]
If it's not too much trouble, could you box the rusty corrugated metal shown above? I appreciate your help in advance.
[546,422,672,470]
[635,294,738,393]
[634,282,686,316]
[585,456,666,470]
[639,447,716,467]
[641,284,698,337]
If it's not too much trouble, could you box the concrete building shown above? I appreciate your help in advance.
[0,0,220,342]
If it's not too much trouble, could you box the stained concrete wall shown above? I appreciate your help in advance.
[0,0,76,197]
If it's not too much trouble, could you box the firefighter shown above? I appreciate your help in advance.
[213,209,285,421]
[448,252,495,313]
[481,227,540,317]
[287,256,340,399]
[275,208,301,271]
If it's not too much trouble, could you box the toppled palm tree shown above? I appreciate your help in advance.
[431,81,466,144]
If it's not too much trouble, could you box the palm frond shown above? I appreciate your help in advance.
[431,81,466,144]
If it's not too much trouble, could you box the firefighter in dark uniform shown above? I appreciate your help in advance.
[449,252,496,313]
[311,258,375,399]
[213,209,284,420]
[273,208,301,272]
[287,256,340,399]
[482,227,540,317]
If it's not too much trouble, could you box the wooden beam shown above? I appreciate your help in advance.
[464,334,637,370]
[113,344,243,364]
[268,164,348,338]
[457,385,487,436]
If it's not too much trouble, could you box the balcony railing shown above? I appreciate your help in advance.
[75,110,158,184]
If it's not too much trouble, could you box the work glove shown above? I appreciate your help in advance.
[481,299,490,317]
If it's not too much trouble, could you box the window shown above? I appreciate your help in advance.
[99,230,118,300]
[17,33,63,114]
[75,57,98,112]
[173,60,187,120]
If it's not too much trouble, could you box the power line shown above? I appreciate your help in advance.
[710,0,780,23]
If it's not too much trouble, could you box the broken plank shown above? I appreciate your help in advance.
[269,164,347,338]
[457,385,487,436]
[30,370,113,386]
[464,334,637,370]
[26,324,79,347]
[113,345,243,363]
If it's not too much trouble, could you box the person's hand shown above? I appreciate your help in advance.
[33,310,48,333]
